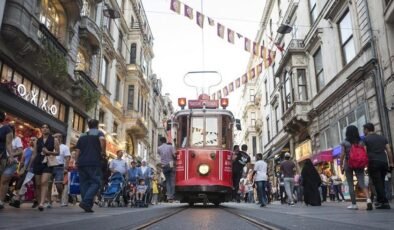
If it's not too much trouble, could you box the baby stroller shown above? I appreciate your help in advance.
[100,173,127,207]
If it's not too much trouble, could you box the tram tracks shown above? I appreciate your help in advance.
[130,205,280,230]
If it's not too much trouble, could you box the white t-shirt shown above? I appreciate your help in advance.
[9,137,23,159]
[254,160,268,181]
[56,144,71,165]
[110,159,128,175]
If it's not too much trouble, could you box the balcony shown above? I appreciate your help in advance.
[282,102,311,134]
[385,0,394,23]
[59,0,83,25]
[276,39,306,74]
[124,112,149,139]
[79,16,101,53]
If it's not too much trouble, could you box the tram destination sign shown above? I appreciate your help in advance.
[188,100,219,109]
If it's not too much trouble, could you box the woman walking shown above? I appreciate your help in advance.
[340,125,371,210]
[301,159,321,206]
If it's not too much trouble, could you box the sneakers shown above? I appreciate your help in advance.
[375,203,391,209]
[289,202,295,206]
[367,202,373,211]
[79,202,94,213]
[60,203,68,207]
[45,203,52,209]
[9,200,20,208]
[32,201,39,208]
[347,204,358,210]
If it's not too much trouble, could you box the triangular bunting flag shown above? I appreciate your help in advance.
[249,68,256,80]
[170,0,181,14]
[217,90,222,99]
[237,33,243,39]
[253,42,259,56]
[196,11,204,28]
[257,63,263,75]
[184,4,193,19]
[223,86,228,96]
[208,17,215,26]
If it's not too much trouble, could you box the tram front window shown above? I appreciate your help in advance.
[205,117,218,146]
[191,117,204,146]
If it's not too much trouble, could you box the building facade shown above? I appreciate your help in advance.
[240,0,394,187]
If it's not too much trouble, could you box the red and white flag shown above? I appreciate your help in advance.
[223,86,228,97]
[228,82,234,92]
[227,29,235,44]
[257,63,263,75]
[184,4,193,19]
[170,0,181,14]
[217,23,225,39]
[208,17,215,26]
[241,74,248,84]
[260,45,265,59]
[249,68,256,80]
[235,78,241,88]
[196,11,204,28]
[244,38,251,52]
[253,42,259,56]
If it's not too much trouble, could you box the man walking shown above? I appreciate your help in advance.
[158,137,176,202]
[109,150,128,177]
[75,119,106,212]
[253,153,268,207]
[280,152,296,206]
[53,133,70,207]
[232,144,251,202]
[363,123,394,209]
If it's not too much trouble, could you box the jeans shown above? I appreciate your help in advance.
[345,168,366,204]
[232,172,242,200]
[247,191,254,203]
[369,162,389,204]
[78,166,102,208]
[385,178,392,201]
[256,181,267,205]
[164,168,175,200]
[284,178,294,203]
[320,185,327,202]
[334,184,345,201]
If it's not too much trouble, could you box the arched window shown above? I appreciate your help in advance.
[40,0,66,41]
[76,49,90,73]
[130,43,137,64]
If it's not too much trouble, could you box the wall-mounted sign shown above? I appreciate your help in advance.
[17,84,58,116]
[295,140,312,162]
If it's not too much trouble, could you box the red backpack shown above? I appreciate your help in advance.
[348,144,369,169]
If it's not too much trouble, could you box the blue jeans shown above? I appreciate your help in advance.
[78,166,102,208]
[256,181,267,205]
[163,167,175,200]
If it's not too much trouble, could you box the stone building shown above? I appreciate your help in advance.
[240,0,393,188]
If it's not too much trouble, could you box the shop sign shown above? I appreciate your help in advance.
[16,83,58,116]
[295,140,312,161]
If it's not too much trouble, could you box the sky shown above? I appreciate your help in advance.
[141,0,265,113]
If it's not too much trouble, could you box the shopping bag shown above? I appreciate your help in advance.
[19,172,35,195]
[69,170,80,195]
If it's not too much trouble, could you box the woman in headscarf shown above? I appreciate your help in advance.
[301,159,321,206]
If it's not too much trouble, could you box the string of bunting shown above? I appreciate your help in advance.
[170,0,282,99]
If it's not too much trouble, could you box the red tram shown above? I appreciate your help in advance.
[168,93,241,206]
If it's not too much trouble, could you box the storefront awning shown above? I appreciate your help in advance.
[332,145,342,158]
[311,149,333,165]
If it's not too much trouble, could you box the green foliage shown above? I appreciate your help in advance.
[80,81,100,111]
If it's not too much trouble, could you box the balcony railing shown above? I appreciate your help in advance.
[282,101,311,133]
[38,23,67,56]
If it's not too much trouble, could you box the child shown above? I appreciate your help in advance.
[151,176,159,205]
[136,179,147,201]
[329,180,336,201]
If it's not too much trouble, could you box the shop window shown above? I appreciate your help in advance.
[73,112,85,133]
[313,48,325,92]
[338,10,356,65]
[58,104,66,122]
[40,0,66,41]
[1,64,13,82]
[13,72,23,85]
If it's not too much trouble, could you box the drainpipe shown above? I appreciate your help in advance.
[364,0,392,145]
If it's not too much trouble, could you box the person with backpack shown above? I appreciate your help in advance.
[363,123,393,209]
[340,125,371,210]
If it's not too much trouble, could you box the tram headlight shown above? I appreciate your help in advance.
[198,164,210,175]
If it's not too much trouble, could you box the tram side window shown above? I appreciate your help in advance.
[222,116,232,149]
[191,117,204,147]
[178,116,188,148]
[205,117,218,146]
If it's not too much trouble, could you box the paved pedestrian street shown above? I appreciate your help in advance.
[0,201,393,230]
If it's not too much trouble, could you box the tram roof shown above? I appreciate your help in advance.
[173,109,235,119]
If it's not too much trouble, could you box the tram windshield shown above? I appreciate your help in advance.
[190,117,219,147]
